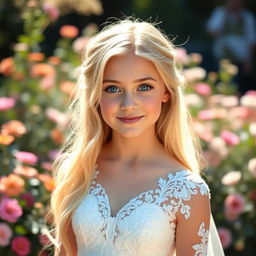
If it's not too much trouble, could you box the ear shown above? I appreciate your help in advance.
[162,91,170,103]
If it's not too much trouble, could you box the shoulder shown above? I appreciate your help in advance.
[159,170,210,221]
[162,170,210,199]
[168,168,209,186]
[172,171,211,219]
[154,155,210,198]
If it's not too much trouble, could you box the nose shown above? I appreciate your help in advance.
[120,92,137,111]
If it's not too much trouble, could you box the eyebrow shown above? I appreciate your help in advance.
[103,77,157,84]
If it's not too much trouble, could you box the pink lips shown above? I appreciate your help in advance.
[117,116,143,123]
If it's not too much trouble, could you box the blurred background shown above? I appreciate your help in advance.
[0,0,256,255]
[1,0,256,66]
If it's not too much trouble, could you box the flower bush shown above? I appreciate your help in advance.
[180,50,256,255]
[0,1,94,255]
[0,1,256,255]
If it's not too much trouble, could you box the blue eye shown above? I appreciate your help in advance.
[138,84,153,91]
[105,86,120,93]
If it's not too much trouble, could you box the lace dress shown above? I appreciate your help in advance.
[71,169,211,256]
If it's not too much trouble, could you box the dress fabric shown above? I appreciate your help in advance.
[71,169,214,256]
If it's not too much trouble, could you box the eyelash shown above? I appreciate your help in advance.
[104,84,154,94]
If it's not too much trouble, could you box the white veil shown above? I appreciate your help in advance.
[208,214,225,256]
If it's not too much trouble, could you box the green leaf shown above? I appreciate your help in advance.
[14,225,27,235]
[18,35,30,44]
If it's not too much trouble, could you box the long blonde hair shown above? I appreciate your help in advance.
[49,18,204,255]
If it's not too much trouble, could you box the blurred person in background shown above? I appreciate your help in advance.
[206,0,256,95]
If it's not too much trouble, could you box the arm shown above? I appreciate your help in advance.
[175,190,211,256]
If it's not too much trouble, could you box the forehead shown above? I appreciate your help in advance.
[103,53,162,80]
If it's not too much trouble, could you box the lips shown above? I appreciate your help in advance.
[117,116,143,124]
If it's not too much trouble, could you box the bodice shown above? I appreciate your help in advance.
[71,169,210,256]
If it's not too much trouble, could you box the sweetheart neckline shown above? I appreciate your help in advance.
[91,169,190,219]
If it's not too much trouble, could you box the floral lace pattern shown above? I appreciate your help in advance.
[89,169,210,242]
[72,169,210,256]
[192,222,209,256]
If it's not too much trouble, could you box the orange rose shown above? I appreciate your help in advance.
[59,25,79,38]
[0,174,25,196]
[37,174,55,191]
[13,165,38,178]
[28,52,45,62]
[50,128,64,144]
[31,63,55,77]
[0,134,15,145]
[48,56,61,65]
[60,81,76,95]
[1,120,26,137]
[0,57,14,76]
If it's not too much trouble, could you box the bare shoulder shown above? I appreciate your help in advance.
[152,152,189,176]
[96,143,190,183]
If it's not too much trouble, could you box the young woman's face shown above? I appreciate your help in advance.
[100,53,170,138]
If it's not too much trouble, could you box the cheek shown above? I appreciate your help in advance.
[142,95,163,114]
[99,97,118,119]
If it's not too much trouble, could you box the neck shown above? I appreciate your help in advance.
[102,127,165,166]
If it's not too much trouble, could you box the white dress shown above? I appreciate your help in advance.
[71,169,224,256]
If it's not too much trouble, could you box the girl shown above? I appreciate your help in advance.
[49,19,224,256]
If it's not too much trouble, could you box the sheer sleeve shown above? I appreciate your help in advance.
[175,187,211,256]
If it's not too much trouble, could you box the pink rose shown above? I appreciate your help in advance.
[221,171,242,186]
[194,83,212,96]
[0,222,13,246]
[245,90,256,96]
[11,236,31,256]
[248,158,256,177]
[15,151,38,165]
[240,94,256,108]
[198,108,227,120]
[193,121,213,142]
[41,161,53,171]
[220,95,239,108]
[174,47,189,65]
[72,36,90,54]
[224,208,240,221]
[224,194,245,220]
[198,110,215,120]
[0,198,23,223]
[39,75,55,91]
[185,94,203,107]
[209,137,228,157]
[208,94,224,107]
[218,227,232,248]
[42,4,60,21]
[48,150,60,161]
[45,107,68,128]
[230,106,251,120]
[202,150,222,168]
[220,130,240,146]
[190,53,202,64]
[183,67,206,82]
[38,233,50,246]
[0,97,16,111]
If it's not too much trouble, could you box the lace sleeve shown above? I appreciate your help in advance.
[175,185,211,256]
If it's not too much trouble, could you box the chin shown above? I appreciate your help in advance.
[116,129,145,138]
